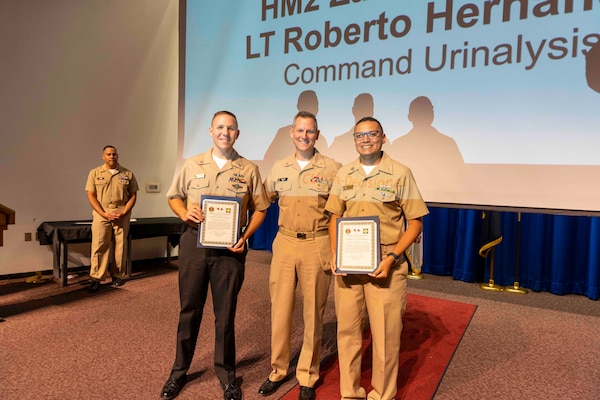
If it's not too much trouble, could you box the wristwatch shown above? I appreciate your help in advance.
[387,252,400,262]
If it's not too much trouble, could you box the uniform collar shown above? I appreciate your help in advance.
[283,149,325,169]
[101,164,122,173]
[347,152,393,176]
[194,149,244,169]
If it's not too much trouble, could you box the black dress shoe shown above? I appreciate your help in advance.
[298,386,316,400]
[112,277,125,286]
[160,376,186,400]
[223,382,242,400]
[258,378,284,396]
[88,280,100,293]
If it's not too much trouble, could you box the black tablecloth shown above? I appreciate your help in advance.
[37,217,187,247]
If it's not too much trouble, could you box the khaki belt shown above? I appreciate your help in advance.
[279,227,329,239]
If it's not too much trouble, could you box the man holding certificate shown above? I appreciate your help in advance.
[259,111,341,400]
[161,111,270,400]
[325,116,429,400]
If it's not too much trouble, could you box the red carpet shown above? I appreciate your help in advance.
[280,293,477,400]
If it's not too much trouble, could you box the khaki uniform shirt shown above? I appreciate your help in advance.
[166,149,269,227]
[85,164,138,210]
[325,152,429,245]
[264,151,341,232]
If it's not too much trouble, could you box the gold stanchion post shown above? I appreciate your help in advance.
[25,271,51,284]
[480,247,503,291]
[405,233,424,280]
[407,267,424,280]
[505,212,528,294]
[406,251,423,280]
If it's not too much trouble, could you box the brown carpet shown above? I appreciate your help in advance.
[280,294,476,399]
[1,249,599,399]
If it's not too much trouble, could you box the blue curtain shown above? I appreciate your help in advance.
[248,199,279,251]
[250,204,600,300]
[423,207,600,300]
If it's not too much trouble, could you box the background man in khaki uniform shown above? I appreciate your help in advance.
[326,117,429,400]
[85,145,138,293]
[259,111,341,400]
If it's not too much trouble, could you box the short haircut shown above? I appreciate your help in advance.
[292,111,318,131]
[103,145,117,152]
[355,116,383,133]
[212,110,238,127]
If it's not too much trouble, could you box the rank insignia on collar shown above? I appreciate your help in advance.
[277,177,288,182]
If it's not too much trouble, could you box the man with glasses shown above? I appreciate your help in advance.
[259,111,341,400]
[325,117,429,400]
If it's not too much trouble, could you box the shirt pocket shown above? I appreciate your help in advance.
[226,182,249,198]
[308,182,331,208]
[117,173,131,185]
[274,180,292,194]
[94,177,108,187]
[187,178,210,205]
[340,188,357,202]
[308,181,330,195]
[370,188,396,204]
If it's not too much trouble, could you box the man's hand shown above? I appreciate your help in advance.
[368,256,395,279]
[106,211,121,221]
[228,237,246,254]
[184,205,203,224]
[182,205,204,228]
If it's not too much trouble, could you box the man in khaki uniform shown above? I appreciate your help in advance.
[325,117,429,400]
[161,111,269,400]
[85,145,138,292]
[259,111,341,400]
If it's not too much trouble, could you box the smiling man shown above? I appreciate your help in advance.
[161,111,270,400]
[325,116,429,400]
[260,111,341,400]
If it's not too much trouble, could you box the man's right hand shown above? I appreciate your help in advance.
[183,205,203,228]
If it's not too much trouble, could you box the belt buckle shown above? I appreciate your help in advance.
[296,232,306,239]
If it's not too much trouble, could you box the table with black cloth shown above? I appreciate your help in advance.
[37,217,187,286]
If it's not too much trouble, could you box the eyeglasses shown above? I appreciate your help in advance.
[353,130,381,140]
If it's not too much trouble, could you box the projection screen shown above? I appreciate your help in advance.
[182,0,600,213]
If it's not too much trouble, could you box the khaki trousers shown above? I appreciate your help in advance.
[268,233,332,387]
[89,211,130,280]
[334,260,408,400]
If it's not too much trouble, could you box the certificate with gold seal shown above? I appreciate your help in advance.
[198,195,242,248]
[336,216,380,274]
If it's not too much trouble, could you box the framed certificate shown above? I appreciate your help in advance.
[198,195,242,248]
[336,216,380,274]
